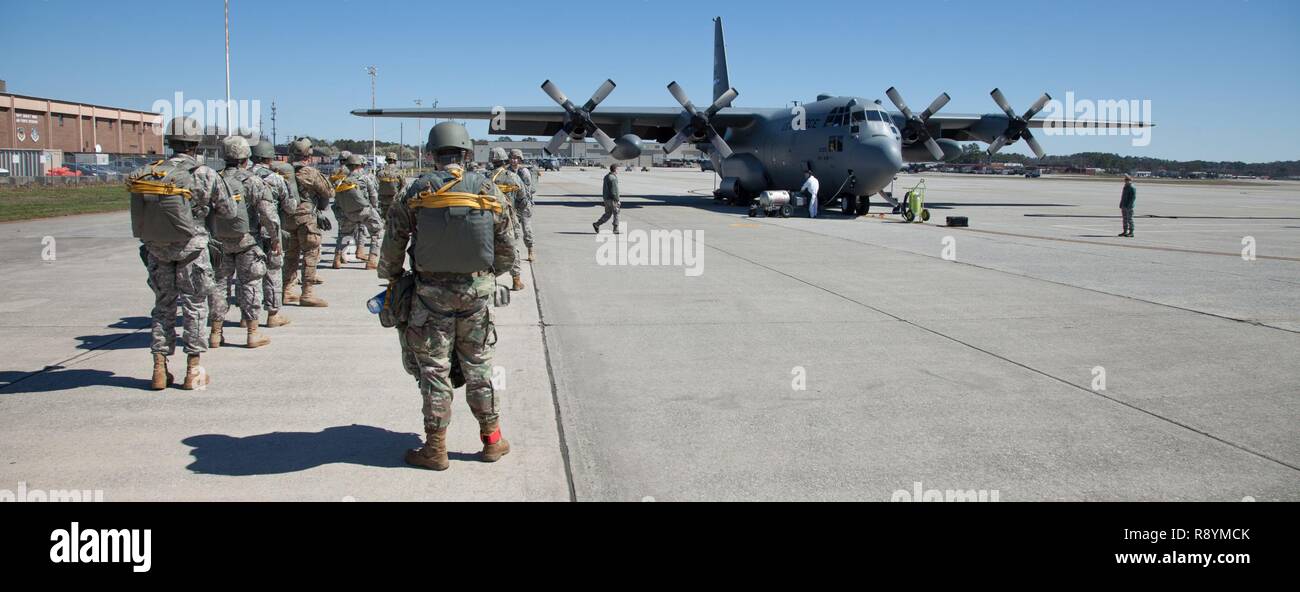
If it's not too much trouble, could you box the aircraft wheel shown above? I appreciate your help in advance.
[903,209,915,222]
[921,209,931,222]
[841,195,857,216]
[779,204,793,218]
[748,205,757,217]
[856,200,870,216]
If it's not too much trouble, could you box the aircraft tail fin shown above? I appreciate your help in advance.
[713,16,730,104]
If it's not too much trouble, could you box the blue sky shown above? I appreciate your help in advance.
[3,0,1297,161]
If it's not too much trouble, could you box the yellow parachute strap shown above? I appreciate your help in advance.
[128,178,192,199]
[409,168,502,213]
[490,168,519,195]
[231,193,244,202]
[329,170,347,183]
[335,181,358,192]
[379,175,402,183]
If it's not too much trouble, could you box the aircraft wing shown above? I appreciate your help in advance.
[352,106,769,144]
[924,113,1153,143]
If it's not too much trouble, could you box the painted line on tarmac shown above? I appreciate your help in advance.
[953,226,1300,262]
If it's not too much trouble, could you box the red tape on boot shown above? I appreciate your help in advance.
[481,429,502,445]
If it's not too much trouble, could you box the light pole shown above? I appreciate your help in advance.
[366,65,377,165]
[414,99,422,167]
[224,0,232,136]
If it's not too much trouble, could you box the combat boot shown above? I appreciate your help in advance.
[284,290,299,305]
[181,354,209,390]
[527,247,535,262]
[405,429,449,471]
[332,250,343,269]
[150,353,172,390]
[480,421,510,463]
[265,311,290,328]
[511,275,525,291]
[208,319,224,348]
[365,253,378,270]
[246,325,270,349]
[299,286,329,308]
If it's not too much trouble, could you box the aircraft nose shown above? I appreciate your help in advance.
[854,136,904,192]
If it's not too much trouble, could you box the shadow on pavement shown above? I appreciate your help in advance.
[181,424,469,475]
[0,366,152,393]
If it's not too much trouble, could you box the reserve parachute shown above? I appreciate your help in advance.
[410,168,501,274]
[128,159,201,243]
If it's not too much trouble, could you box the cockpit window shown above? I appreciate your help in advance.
[865,110,884,122]
[851,110,866,122]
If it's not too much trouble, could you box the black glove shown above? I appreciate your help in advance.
[316,212,333,231]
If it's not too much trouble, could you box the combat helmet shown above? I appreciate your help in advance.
[489,147,508,163]
[165,116,202,145]
[252,139,276,160]
[220,136,251,161]
[427,121,473,153]
[289,138,313,158]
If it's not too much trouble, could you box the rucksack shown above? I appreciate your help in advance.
[128,159,201,243]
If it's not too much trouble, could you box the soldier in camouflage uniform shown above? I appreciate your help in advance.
[374,151,406,251]
[249,140,292,328]
[329,151,353,260]
[488,147,527,291]
[353,157,381,260]
[508,148,536,262]
[282,138,334,307]
[208,136,277,349]
[332,154,384,269]
[379,122,516,471]
[128,116,237,390]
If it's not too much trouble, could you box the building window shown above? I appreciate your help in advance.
[58,115,65,127]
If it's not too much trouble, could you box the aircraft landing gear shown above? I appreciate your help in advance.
[840,194,857,216]
[857,198,870,216]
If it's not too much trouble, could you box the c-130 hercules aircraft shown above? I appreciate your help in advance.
[354,17,1149,215]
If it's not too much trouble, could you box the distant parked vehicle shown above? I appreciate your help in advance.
[0,167,9,177]
[1024,169,1041,178]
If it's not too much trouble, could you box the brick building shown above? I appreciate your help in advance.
[1,89,164,156]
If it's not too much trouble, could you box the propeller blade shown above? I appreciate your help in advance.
[541,80,570,108]
[591,128,617,153]
[990,88,1017,119]
[920,93,951,121]
[885,87,914,119]
[923,137,945,161]
[1023,93,1052,120]
[987,135,1008,155]
[706,88,738,117]
[706,127,734,159]
[1022,130,1046,159]
[582,79,617,112]
[546,129,568,155]
[667,81,697,115]
[663,131,689,155]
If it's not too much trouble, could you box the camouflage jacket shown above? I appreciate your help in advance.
[252,162,297,220]
[292,161,335,222]
[216,165,277,254]
[377,164,408,198]
[378,165,515,287]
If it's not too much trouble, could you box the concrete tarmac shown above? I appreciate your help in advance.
[1,169,1296,501]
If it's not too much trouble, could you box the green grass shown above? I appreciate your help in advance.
[0,183,129,222]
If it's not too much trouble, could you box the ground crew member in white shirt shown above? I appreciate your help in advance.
[799,170,821,218]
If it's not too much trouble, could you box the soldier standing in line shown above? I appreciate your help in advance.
[378,122,516,471]
[249,140,293,328]
[488,147,527,291]
[208,136,276,349]
[332,154,384,270]
[281,138,333,307]
[508,148,536,262]
[352,156,382,263]
[127,116,237,389]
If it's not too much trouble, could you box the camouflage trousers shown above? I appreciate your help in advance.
[337,208,383,256]
[283,221,322,294]
[261,235,284,312]
[509,208,526,278]
[401,275,499,433]
[515,196,534,248]
[595,199,620,230]
[143,243,214,355]
[210,245,267,323]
